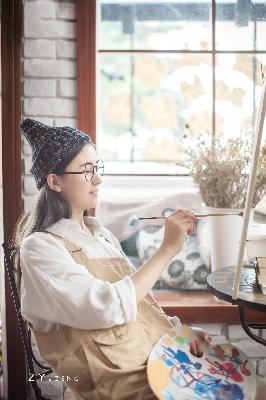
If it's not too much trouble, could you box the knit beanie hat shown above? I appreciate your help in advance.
[20,118,93,190]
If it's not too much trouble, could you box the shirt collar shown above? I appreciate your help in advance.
[46,215,102,237]
[84,215,102,229]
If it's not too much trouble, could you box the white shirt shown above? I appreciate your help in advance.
[20,215,181,332]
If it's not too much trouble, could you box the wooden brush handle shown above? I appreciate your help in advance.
[139,212,242,220]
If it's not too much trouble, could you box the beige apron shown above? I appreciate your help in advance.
[30,230,175,400]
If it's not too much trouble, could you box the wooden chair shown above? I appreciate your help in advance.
[2,240,54,400]
[1,208,96,398]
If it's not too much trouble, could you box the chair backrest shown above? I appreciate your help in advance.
[2,241,53,400]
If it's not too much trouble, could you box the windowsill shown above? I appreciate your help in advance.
[153,289,265,324]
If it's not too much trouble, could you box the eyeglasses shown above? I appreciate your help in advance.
[62,159,105,182]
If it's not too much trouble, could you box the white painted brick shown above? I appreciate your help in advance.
[57,3,76,20]
[231,339,266,358]
[24,1,56,20]
[24,98,77,117]
[258,359,266,376]
[23,194,38,213]
[24,59,76,78]
[262,329,266,339]
[26,117,54,126]
[228,324,259,340]
[209,335,227,345]
[56,40,76,58]
[23,139,33,157]
[58,79,77,97]
[24,39,56,58]
[54,118,77,128]
[25,19,75,39]
[24,176,38,196]
[24,156,33,175]
[24,79,56,97]
[191,324,224,336]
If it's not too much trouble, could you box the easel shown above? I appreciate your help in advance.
[207,67,266,346]
[232,67,266,300]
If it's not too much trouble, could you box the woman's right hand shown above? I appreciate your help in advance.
[160,209,199,257]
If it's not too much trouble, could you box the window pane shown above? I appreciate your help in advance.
[216,0,266,51]
[102,160,189,174]
[97,53,212,170]
[98,0,212,50]
[215,53,266,138]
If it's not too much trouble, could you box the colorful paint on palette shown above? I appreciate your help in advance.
[147,325,256,400]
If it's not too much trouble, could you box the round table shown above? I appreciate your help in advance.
[207,265,266,346]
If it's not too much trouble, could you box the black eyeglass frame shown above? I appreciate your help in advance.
[61,159,105,182]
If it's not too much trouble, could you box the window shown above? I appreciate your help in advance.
[78,0,266,318]
[96,0,266,174]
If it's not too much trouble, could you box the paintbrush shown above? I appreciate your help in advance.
[139,211,244,220]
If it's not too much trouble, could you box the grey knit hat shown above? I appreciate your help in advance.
[20,118,93,190]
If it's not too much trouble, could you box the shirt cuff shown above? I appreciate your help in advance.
[113,276,137,322]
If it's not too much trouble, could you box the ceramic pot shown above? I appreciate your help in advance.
[206,206,254,272]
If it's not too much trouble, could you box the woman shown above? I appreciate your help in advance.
[12,118,211,400]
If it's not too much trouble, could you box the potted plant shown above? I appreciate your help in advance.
[179,127,266,271]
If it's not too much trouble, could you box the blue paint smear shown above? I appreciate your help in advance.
[156,344,244,400]
[194,381,244,400]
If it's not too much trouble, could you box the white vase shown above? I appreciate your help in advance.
[206,206,254,272]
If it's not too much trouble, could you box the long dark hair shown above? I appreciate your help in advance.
[11,140,96,297]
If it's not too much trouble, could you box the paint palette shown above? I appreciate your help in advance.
[147,325,256,400]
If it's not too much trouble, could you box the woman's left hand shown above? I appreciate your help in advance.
[189,327,212,357]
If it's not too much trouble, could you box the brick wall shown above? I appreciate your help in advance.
[22,1,266,399]
[23,2,77,398]
[22,0,77,211]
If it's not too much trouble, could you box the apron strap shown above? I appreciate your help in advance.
[42,230,83,257]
